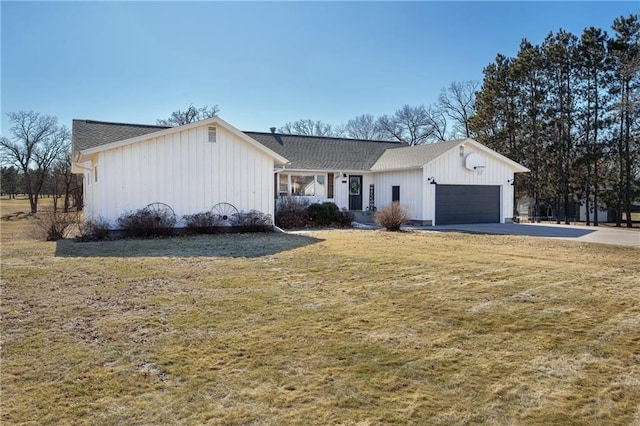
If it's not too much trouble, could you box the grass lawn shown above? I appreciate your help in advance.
[2,198,639,424]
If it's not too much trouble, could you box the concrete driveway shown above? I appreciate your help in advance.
[418,222,640,248]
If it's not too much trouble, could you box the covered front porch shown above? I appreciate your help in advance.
[275,170,375,211]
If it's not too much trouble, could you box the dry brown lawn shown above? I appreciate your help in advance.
[2,197,639,424]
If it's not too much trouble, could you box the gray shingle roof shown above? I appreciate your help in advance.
[72,120,169,155]
[371,139,466,171]
[245,132,406,171]
[73,120,441,171]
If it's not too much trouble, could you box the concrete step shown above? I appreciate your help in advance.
[352,211,376,224]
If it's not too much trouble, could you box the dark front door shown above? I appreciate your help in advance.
[348,175,363,210]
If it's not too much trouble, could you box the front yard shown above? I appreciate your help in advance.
[2,199,639,424]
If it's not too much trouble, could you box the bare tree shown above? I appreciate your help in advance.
[344,114,385,140]
[157,104,219,126]
[377,105,435,145]
[49,148,81,212]
[438,80,479,138]
[425,105,449,141]
[278,119,336,136]
[0,111,69,213]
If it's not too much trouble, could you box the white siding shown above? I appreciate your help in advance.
[361,173,375,211]
[423,143,516,224]
[86,124,275,226]
[334,175,349,209]
[373,169,423,219]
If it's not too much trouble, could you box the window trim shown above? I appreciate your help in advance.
[278,173,329,198]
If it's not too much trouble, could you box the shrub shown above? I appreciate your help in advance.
[307,202,340,226]
[275,196,310,229]
[183,211,227,233]
[78,217,112,241]
[117,207,176,238]
[184,210,273,234]
[374,202,411,231]
[32,210,80,241]
[232,210,273,232]
[334,209,355,227]
[276,198,354,229]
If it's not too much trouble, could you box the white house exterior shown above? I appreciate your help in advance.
[369,139,529,225]
[73,117,287,225]
[72,118,529,227]
[251,132,529,226]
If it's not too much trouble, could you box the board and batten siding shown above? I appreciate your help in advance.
[374,169,423,219]
[422,143,515,224]
[85,124,276,225]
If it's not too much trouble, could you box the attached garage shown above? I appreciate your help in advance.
[371,139,529,226]
[435,185,500,225]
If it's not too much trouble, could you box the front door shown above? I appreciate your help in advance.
[348,175,363,210]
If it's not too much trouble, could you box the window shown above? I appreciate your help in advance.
[279,174,327,197]
[327,173,334,198]
[291,175,315,196]
[315,175,326,198]
[459,145,465,157]
[208,126,217,143]
[278,173,289,196]
[392,186,400,202]
[93,166,98,183]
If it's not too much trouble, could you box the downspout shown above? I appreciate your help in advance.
[273,166,287,232]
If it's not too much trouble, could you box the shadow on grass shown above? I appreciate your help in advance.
[55,232,323,258]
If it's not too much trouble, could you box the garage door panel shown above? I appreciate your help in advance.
[436,185,500,225]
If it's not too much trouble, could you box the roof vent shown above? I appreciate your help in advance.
[270,127,277,134]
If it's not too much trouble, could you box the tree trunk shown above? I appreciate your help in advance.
[616,105,625,227]
[623,80,633,228]
[585,173,591,226]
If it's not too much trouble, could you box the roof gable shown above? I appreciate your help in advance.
[372,138,529,173]
[371,140,462,171]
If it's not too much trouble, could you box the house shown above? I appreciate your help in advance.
[72,117,288,225]
[72,117,529,227]
[248,130,529,225]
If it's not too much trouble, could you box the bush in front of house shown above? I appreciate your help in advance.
[374,202,411,231]
[32,210,80,241]
[307,202,354,227]
[78,216,112,241]
[117,207,176,238]
[184,210,273,233]
[275,196,310,229]
[183,211,227,233]
[276,198,354,229]
[307,202,340,226]
[334,209,355,227]
[232,210,273,232]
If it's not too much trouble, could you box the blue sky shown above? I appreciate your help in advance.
[1,1,637,135]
